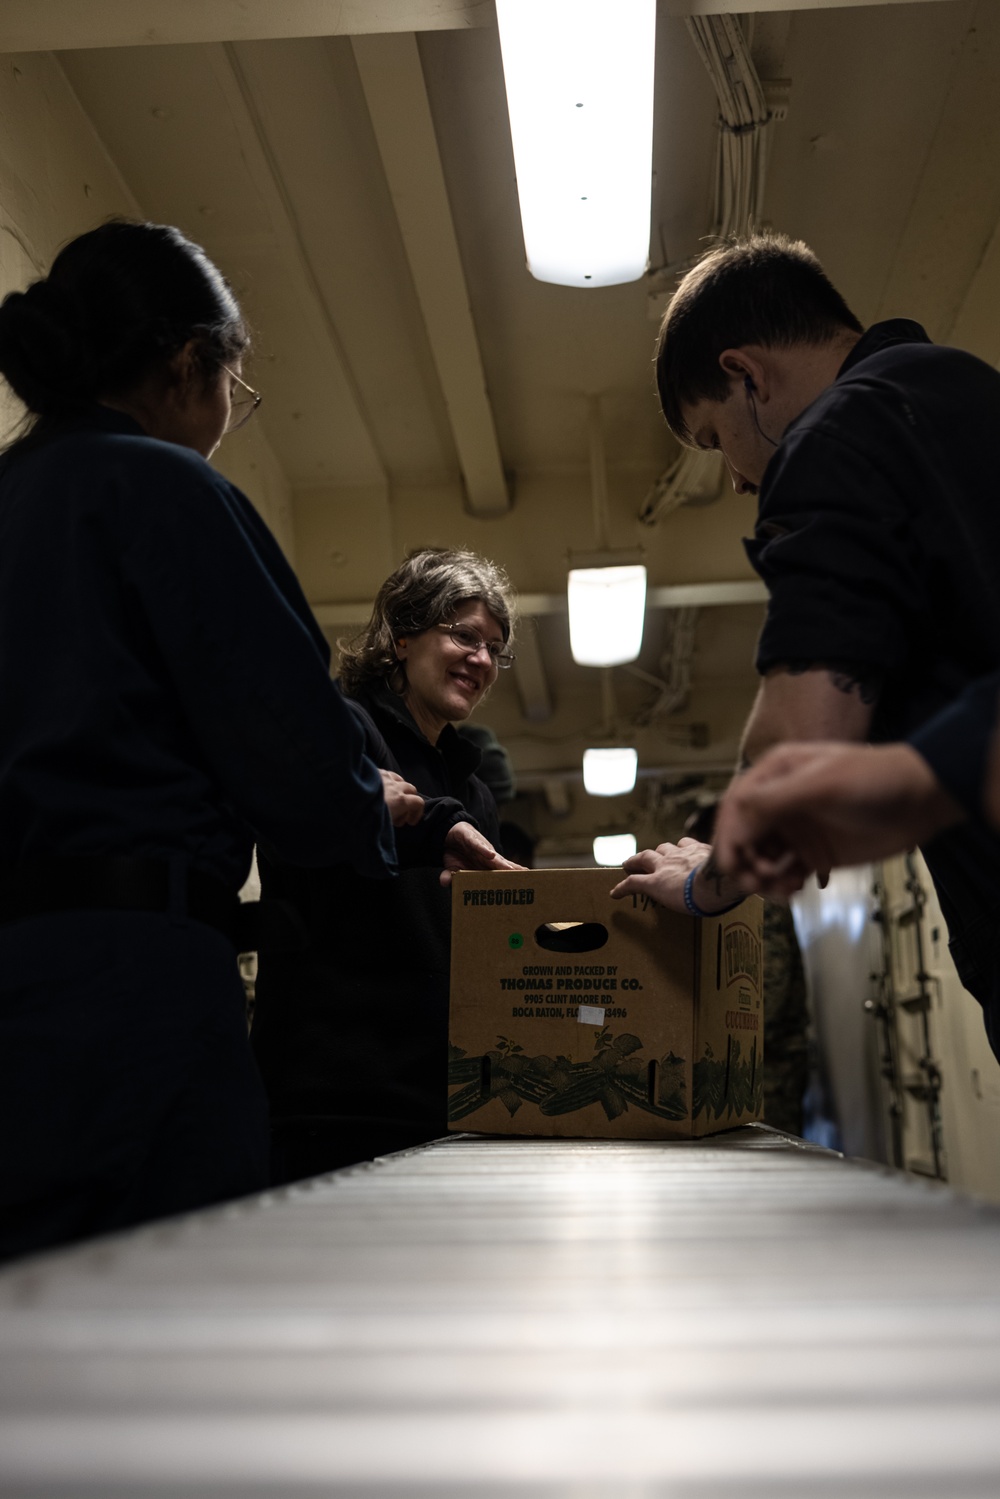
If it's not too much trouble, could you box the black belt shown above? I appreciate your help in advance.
[0,857,306,955]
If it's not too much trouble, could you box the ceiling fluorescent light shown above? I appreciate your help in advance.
[593,833,637,866]
[496,0,656,288]
[583,747,638,797]
[568,564,647,666]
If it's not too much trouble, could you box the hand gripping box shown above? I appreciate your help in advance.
[449,869,764,1140]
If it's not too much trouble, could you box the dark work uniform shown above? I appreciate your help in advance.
[0,407,394,1260]
[253,679,501,1181]
[747,320,1000,1057]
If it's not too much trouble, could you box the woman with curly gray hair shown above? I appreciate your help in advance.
[252,548,522,1181]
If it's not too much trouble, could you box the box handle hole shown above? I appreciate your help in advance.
[534,921,609,953]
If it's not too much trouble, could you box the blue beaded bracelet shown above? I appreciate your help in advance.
[683,863,745,919]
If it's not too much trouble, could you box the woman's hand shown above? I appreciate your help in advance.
[609,837,745,915]
[439,821,526,887]
[379,768,424,827]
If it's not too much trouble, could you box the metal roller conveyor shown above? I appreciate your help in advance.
[2,1128,1000,1496]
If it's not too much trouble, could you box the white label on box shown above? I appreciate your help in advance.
[577,1005,606,1027]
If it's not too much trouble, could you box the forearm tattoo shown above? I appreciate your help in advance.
[775,659,883,706]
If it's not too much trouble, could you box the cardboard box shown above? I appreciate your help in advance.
[449,868,764,1140]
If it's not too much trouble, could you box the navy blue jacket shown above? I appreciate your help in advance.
[0,407,394,890]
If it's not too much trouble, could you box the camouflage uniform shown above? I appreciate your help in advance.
[762,901,810,1135]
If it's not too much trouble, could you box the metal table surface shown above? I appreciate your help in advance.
[2,1127,1000,1497]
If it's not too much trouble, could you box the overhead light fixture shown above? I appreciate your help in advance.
[495,0,656,288]
[567,564,647,666]
[593,833,637,866]
[583,747,638,797]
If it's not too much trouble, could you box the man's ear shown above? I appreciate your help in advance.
[719,348,769,400]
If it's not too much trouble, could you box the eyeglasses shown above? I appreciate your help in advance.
[222,366,262,434]
[437,622,516,669]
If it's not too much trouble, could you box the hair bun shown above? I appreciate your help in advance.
[0,277,90,414]
[0,221,248,429]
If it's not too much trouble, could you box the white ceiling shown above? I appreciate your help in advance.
[3,0,994,849]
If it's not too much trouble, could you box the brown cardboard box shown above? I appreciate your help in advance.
[449,868,764,1139]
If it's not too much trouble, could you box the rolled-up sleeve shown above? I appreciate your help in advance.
[118,448,396,877]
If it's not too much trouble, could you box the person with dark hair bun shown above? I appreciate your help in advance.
[0,220,254,437]
[0,220,423,1260]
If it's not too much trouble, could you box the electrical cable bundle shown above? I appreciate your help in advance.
[638,446,723,527]
[686,14,771,239]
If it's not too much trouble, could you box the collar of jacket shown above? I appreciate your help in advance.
[1,403,150,468]
[837,318,931,380]
[350,678,484,783]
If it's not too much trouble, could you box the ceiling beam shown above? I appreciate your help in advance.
[1,1,492,53]
[2,0,957,50]
[948,213,1000,366]
[542,778,573,818]
[313,579,767,628]
[930,7,1000,363]
[512,619,553,725]
[209,43,388,491]
[665,0,959,12]
[512,580,768,618]
[352,32,510,517]
[875,1,1000,339]
[522,762,736,791]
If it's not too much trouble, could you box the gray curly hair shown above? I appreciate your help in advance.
[338,547,516,697]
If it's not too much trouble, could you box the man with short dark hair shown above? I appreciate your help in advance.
[655,235,864,441]
[615,232,1000,1062]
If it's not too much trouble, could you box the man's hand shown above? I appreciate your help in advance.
[379,769,424,827]
[714,740,965,899]
[609,837,745,914]
[439,822,526,887]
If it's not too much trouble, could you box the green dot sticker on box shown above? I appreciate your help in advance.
[508,932,524,950]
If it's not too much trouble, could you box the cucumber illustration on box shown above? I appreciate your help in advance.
[448,1027,688,1124]
[448,1027,762,1125]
